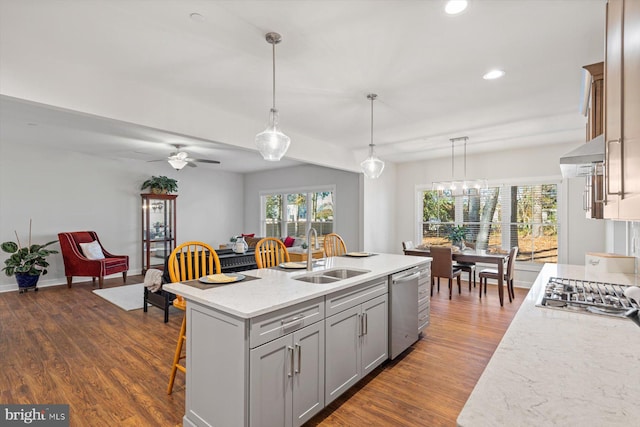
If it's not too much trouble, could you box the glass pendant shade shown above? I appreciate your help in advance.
[361,146,385,179]
[256,108,290,161]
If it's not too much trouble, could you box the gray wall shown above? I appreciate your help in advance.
[243,165,362,251]
[0,141,245,291]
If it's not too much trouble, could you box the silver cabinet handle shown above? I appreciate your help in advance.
[281,314,305,329]
[363,312,368,335]
[295,343,301,374]
[358,313,364,337]
[606,138,623,197]
[594,163,605,203]
[287,346,294,377]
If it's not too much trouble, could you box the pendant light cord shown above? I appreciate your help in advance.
[370,95,374,152]
[272,40,276,110]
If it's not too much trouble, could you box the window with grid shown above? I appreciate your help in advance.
[261,189,335,243]
[420,184,558,263]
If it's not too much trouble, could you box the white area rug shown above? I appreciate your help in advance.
[93,283,144,311]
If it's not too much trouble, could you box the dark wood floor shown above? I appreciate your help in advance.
[0,276,528,427]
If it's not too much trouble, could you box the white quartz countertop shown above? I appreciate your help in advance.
[457,263,640,426]
[163,253,429,319]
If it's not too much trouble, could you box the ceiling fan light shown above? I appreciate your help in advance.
[256,108,291,161]
[168,158,188,170]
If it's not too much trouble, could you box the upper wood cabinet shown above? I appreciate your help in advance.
[604,0,640,220]
[583,62,604,141]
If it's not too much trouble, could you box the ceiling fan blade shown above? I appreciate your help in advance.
[187,161,197,168]
[147,159,166,163]
[193,158,221,164]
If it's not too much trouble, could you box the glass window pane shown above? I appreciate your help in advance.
[311,191,334,239]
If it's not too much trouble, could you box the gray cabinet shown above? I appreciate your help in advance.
[324,278,388,405]
[418,263,431,333]
[250,321,325,427]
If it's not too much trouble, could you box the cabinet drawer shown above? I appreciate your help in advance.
[418,282,429,305]
[325,278,388,317]
[418,300,430,331]
[250,297,324,348]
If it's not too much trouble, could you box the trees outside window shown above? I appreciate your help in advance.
[420,183,558,263]
[261,189,335,242]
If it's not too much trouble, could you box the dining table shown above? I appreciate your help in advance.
[404,247,510,306]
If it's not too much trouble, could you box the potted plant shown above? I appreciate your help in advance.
[140,176,178,194]
[446,225,467,249]
[1,221,59,293]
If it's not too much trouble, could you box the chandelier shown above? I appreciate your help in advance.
[360,93,385,179]
[432,136,487,195]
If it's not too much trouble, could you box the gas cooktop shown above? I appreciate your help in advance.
[538,277,639,318]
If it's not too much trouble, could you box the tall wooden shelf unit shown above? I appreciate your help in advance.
[141,193,177,274]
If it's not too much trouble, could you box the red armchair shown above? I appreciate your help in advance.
[58,231,129,289]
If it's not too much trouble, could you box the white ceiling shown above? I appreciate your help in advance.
[0,0,606,173]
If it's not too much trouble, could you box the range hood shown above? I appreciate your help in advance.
[559,134,604,177]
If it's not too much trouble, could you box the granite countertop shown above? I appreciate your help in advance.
[163,253,429,319]
[457,263,640,426]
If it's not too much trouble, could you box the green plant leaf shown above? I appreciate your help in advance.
[1,241,18,253]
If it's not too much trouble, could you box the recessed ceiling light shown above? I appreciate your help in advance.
[445,0,468,15]
[483,69,506,80]
[189,12,204,22]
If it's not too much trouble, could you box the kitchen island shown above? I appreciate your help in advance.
[457,263,640,426]
[164,253,429,427]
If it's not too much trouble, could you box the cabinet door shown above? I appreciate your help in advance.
[292,322,325,427]
[324,305,361,405]
[620,0,640,219]
[604,0,624,218]
[250,335,293,427]
[361,294,388,376]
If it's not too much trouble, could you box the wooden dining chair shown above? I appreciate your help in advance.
[166,241,221,394]
[324,233,347,257]
[430,246,462,299]
[255,237,290,268]
[479,246,519,303]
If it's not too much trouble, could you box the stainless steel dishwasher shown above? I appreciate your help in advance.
[389,266,421,359]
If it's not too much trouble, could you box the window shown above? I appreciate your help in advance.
[420,183,558,263]
[261,188,335,243]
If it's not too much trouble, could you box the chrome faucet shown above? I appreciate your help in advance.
[306,227,318,271]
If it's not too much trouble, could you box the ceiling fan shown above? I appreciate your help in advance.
[150,144,221,170]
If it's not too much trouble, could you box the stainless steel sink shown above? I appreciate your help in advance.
[294,275,340,284]
[322,268,369,279]
[293,268,370,284]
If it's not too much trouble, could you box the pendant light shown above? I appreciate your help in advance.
[360,93,385,179]
[255,32,290,161]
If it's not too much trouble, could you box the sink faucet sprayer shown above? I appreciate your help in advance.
[306,227,318,271]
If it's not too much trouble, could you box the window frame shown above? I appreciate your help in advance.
[415,177,561,266]
[259,185,337,240]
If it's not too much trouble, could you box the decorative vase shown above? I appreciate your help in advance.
[15,273,40,293]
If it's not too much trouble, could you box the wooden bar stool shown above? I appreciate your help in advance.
[167,295,187,394]
[166,241,221,394]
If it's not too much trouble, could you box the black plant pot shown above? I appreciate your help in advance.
[15,273,40,293]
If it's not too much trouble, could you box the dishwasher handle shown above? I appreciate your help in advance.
[392,271,420,284]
